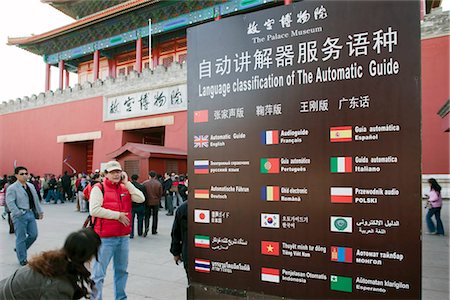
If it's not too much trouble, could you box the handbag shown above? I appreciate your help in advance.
[0,191,5,206]
[82,215,96,229]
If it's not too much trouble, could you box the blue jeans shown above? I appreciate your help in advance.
[12,210,38,264]
[92,236,129,300]
[426,207,445,235]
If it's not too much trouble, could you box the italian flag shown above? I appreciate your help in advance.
[330,187,353,203]
[330,126,352,142]
[194,235,210,248]
[330,157,352,173]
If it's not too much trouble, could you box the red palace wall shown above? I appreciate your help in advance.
[421,35,450,174]
[0,96,187,176]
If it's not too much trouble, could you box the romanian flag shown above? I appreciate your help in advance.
[330,157,352,173]
[195,259,211,273]
[261,186,280,201]
[260,158,280,174]
[194,189,209,199]
[261,267,280,283]
[330,126,352,142]
[331,246,353,263]
[194,235,210,248]
[194,160,209,174]
[261,130,279,145]
[261,241,280,256]
[330,187,353,203]
[193,110,208,123]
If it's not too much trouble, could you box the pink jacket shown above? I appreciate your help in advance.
[428,190,442,208]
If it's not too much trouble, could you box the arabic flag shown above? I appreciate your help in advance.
[331,216,352,233]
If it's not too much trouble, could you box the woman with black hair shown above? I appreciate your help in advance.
[0,228,101,299]
[425,178,445,236]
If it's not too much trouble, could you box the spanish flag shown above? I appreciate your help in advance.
[330,126,352,142]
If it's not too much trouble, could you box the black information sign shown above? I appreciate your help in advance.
[187,1,420,298]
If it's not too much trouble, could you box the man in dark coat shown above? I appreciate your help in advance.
[142,171,163,236]
[130,174,147,238]
[170,200,188,280]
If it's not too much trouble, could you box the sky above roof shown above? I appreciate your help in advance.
[1,0,449,103]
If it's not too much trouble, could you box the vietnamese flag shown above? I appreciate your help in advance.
[261,241,280,256]
[330,126,352,142]
[330,157,352,173]
[194,110,208,123]
[260,158,280,174]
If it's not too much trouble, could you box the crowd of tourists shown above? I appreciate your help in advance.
[0,162,189,299]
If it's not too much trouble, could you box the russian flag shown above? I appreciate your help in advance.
[261,130,279,145]
[261,186,280,201]
[195,259,211,273]
[194,160,209,174]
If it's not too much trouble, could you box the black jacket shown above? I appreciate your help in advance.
[170,201,188,271]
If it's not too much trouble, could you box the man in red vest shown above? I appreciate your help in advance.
[89,161,145,300]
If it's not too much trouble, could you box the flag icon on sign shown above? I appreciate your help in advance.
[194,235,210,249]
[261,130,279,145]
[330,216,352,233]
[330,275,352,292]
[194,160,209,174]
[261,213,280,228]
[194,209,210,223]
[195,259,211,273]
[194,189,209,199]
[261,241,280,256]
[261,267,280,283]
[330,157,352,173]
[194,135,209,148]
[261,186,280,201]
[331,246,353,263]
[330,126,352,142]
[194,110,208,123]
[260,158,280,174]
[330,187,353,203]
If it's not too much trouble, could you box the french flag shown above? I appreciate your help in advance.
[261,130,279,145]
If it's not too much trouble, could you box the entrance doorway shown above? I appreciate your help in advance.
[62,140,94,174]
[122,127,165,146]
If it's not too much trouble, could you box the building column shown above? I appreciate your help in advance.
[108,59,117,78]
[45,63,51,91]
[65,70,70,88]
[58,60,64,90]
[93,50,100,81]
[284,0,292,4]
[135,37,142,73]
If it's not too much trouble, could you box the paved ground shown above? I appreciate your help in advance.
[0,201,448,299]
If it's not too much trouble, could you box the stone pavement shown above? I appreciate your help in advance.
[0,201,448,299]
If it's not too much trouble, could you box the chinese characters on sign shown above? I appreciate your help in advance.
[104,84,187,121]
